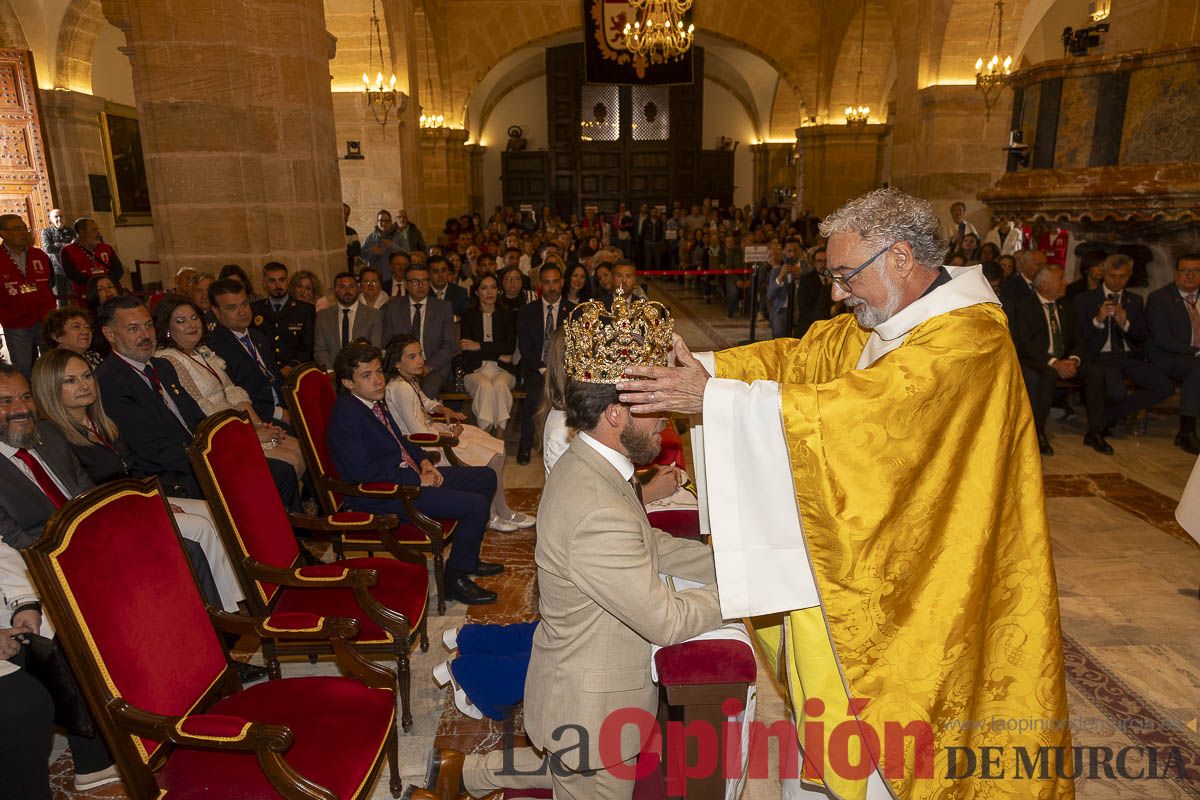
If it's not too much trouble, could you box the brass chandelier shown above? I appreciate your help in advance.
[844,0,870,128]
[622,0,695,62]
[974,0,1013,118]
[361,0,399,126]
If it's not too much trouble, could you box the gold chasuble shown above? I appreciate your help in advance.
[694,267,1073,799]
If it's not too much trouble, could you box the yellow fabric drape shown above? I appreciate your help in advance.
[714,306,1073,799]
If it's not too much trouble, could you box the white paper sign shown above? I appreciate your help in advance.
[743,245,770,263]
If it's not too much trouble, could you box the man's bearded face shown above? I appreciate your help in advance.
[620,414,664,464]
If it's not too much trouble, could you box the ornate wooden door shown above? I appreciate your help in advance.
[0,49,53,232]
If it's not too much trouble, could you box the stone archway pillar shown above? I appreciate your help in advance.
[100,0,344,283]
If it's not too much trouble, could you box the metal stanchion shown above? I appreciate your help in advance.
[744,264,762,344]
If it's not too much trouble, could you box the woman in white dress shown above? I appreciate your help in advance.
[385,335,534,531]
[459,274,518,435]
[151,295,307,480]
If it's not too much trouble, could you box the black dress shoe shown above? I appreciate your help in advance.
[1176,431,1200,455]
[1036,431,1054,456]
[235,662,269,684]
[516,447,531,465]
[470,560,504,577]
[1084,431,1114,455]
[446,575,497,605]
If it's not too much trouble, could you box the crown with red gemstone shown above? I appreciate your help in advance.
[564,288,674,384]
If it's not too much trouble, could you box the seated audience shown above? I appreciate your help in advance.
[315,271,383,369]
[84,273,119,309]
[998,253,1016,279]
[516,263,571,465]
[386,334,532,530]
[357,266,389,310]
[981,261,1005,294]
[1073,254,1174,453]
[428,256,469,317]
[61,218,123,304]
[458,274,518,435]
[0,538,117,794]
[564,263,590,305]
[31,348,244,612]
[152,295,306,479]
[592,262,615,306]
[999,249,1046,310]
[42,306,103,367]
[326,342,503,605]
[380,263,458,396]
[94,295,300,507]
[1145,253,1200,454]
[189,271,218,330]
[207,278,292,427]
[288,269,333,312]
[251,261,315,373]
[499,265,536,313]
[386,251,411,298]
[218,263,262,303]
[1064,249,1107,300]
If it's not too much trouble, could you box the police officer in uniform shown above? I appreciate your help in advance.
[250,261,314,375]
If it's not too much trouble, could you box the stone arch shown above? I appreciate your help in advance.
[55,0,107,93]
[929,0,1031,85]
[0,0,27,50]
[828,0,896,124]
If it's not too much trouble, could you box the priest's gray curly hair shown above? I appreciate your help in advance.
[819,188,948,269]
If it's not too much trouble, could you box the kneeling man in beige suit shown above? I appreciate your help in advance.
[418,292,723,800]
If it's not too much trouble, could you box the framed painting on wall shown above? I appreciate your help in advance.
[98,105,152,225]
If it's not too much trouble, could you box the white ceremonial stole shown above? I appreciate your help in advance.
[691,265,1001,618]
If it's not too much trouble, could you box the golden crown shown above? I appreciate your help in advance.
[564,289,674,383]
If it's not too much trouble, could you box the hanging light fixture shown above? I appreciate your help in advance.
[418,9,446,129]
[974,0,1013,118]
[361,0,398,126]
[622,0,695,63]
[844,0,870,128]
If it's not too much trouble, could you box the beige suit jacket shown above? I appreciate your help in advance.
[524,436,722,772]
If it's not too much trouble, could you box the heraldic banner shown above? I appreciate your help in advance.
[584,0,694,85]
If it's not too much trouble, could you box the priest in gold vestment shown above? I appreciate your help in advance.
[619,189,1074,799]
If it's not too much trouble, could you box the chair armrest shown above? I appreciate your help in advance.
[110,701,338,800]
[326,478,420,501]
[209,608,361,642]
[240,560,380,590]
[287,511,401,533]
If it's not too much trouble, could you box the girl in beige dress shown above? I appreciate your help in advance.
[385,335,534,531]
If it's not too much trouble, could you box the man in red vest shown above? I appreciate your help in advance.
[60,217,124,304]
[0,215,55,378]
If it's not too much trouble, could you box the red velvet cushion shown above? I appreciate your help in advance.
[295,564,351,579]
[261,611,325,632]
[159,676,393,798]
[290,368,343,509]
[654,640,756,685]
[177,714,251,740]
[407,432,440,444]
[52,488,227,761]
[195,415,301,605]
[342,519,457,547]
[647,510,701,540]
[273,557,428,640]
[330,511,373,523]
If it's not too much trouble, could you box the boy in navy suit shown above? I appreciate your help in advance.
[326,342,502,605]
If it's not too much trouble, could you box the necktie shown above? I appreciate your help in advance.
[142,363,163,396]
[411,302,423,343]
[1045,302,1064,359]
[629,475,645,506]
[372,401,421,472]
[1107,294,1125,353]
[1184,294,1200,348]
[239,334,272,378]
[542,304,555,362]
[341,307,351,346]
[14,449,68,508]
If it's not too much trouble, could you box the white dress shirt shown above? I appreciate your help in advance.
[578,431,634,482]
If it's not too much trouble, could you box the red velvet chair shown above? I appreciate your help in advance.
[285,363,459,614]
[22,478,401,799]
[188,410,430,730]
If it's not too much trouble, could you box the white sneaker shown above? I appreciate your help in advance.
[505,511,536,529]
[75,764,121,791]
[489,515,519,532]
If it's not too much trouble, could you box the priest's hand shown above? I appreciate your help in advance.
[618,335,710,415]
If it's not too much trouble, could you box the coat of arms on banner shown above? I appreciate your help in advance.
[584,0,694,84]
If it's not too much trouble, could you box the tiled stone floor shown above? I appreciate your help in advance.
[49,280,1200,798]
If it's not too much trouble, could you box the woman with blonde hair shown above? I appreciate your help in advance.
[288,269,333,312]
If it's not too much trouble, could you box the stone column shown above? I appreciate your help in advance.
[796,124,890,217]
[751,141,799,209]
[101,0,344,282]
[420,127,470,230]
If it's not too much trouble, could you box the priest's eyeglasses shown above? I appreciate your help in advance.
[821,243,894,293]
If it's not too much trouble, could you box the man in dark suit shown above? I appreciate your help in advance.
[251,261,315,373]
[97,296,300,507]
[428,255,469,318]
[1063,249,1107,301]
[1009,265,1102,456]
[380,263,458,395]
[314,272,382,369]
[998,249,1047,311]
[326,342,501,605]
[208,278,292,428]
[632,204,651,268]
[1145,253,1200,453]
[642,207,667,270]
[1073,254,1173,454]
[516,263,572,464]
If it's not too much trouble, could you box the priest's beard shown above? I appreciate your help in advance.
[620,418,663,465]
[844,267,902,328]
[0,412,40,449]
